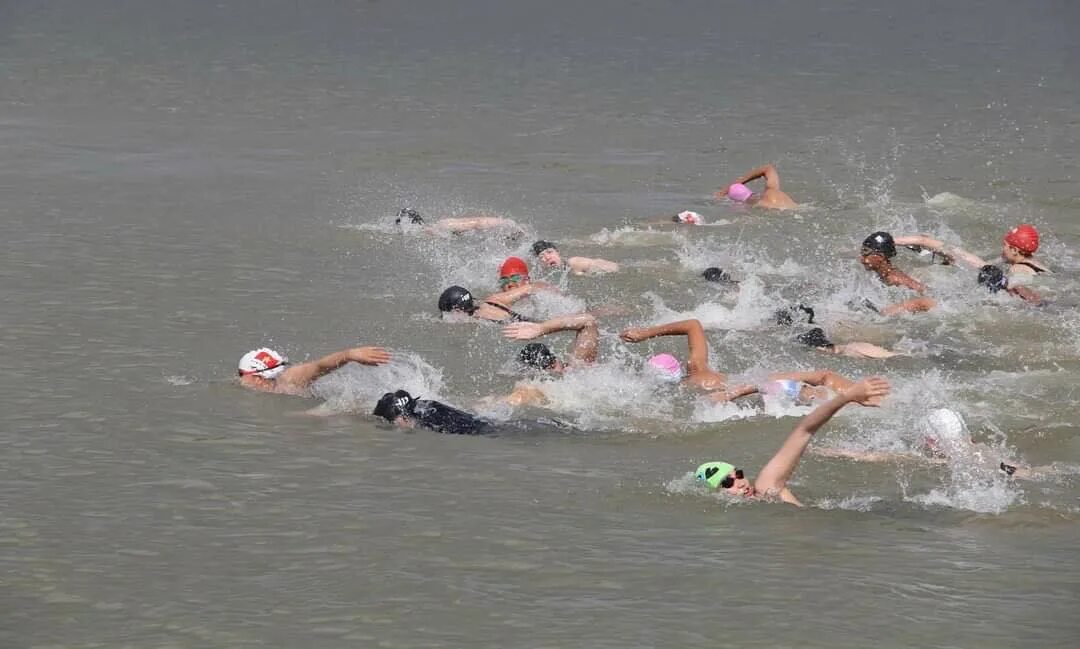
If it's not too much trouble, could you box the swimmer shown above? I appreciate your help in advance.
[497,313,600,406]
[237,345,391,395]
[373,389,489,435]
[619,318,855,403]
[531,240,619,274]
[713,164,798,210]
[858,231,931,295]
[438,279,556,323]
[811,408,1047,480]
[694,376,891,506]
[494,256,559,293]
[772,305,900,358]
[1000,224,1050,279]
[702,267,739,286]
[977,265,1042,305]
[395,207,524,237]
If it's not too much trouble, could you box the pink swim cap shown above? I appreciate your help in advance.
[727,183,753,203]
[647,353,683,381]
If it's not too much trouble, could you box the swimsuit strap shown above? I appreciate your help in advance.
[1017,260,1046,274]
[483,300,534,323]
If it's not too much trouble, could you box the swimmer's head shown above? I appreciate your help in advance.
[774,304,816,326]
[695,461,749,495]
[923,408,967,452]
[726,183,753,203]
[646,353,683,382]
[238,347,288,379]
[1003,224,1039,257]
[796,327,834,349]
[977,265,1007,293]
[373,389,417,423]
[518,342,561,372]
[532,240,562,267]
[702,267,737,285]
[672,210,704,225]
[861,231,897,261]
[395,208,424,225]
[499,256,530,289]
[438,286,477,315]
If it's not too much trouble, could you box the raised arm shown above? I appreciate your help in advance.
[754,377,890,505]
[278,347,392,389]
[894,234,987,269]
[503,313,599,364]
[730,164,781,190]
[566,256,619,274]
[620,319,712,377]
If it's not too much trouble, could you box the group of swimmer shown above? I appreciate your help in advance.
[235,163,1055,506]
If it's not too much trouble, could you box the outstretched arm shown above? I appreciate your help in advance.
[433,216,520,234]
[835,341,900,359]
[754,377,890,504]
[767,369,854,393]
[503,313,599,364]
[485,282,557,307]
[620,319,712,377]
[566,256,619,274]
[278,347,392,389]
[1008,285,1043,305]
[880,296,937,316]
[894,234,987,269]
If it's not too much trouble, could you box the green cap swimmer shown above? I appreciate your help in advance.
[695,461,735,489]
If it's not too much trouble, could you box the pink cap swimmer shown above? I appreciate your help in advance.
[675,210,704,225]
[727,183,753,203]
[647,353,683,382]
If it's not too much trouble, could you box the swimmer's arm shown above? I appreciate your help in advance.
[894,235,987,269]
[835,342,900,359]
[485,284,536,307]
[732,164,781,190]
[278,347,392,388]
[433,217,519,233]
[880,296,936,316]
[881,269,928,294]
[706,384,759,403]
[621,319,711,377]
[504,313,599,364]
[1008,285,1043,305]
[809,447,936,463]
[754,377,890,497]
[566,256,619,274]
[504,383,548,407]
[768,370,853,393]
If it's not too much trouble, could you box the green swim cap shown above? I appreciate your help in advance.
[695,461,735,489]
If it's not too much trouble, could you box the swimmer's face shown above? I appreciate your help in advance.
[860,252,888,271]
[538,248,562,268]
[1002,243,1027,263]
[723,470,754,498]
[500,274,530,291]
[549,358,566,374]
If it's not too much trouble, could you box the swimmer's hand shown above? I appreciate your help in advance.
[502,322,546,340]
[713,188,729,200]
[844,376,890,407]
[619,327,649,343]
[348,347,392,366]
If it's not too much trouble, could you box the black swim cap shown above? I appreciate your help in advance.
[373,389,417,421]
[977,265,1007,293]
[518,343,557,370]
[797,327,834,349]
[438,286,477,315]
[702,267,737,284]
[395,208,424,225]
[531,240,557,256]
[861,231,896,259]
[774,304,816,326]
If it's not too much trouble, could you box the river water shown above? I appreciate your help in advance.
[2,1,1078,646]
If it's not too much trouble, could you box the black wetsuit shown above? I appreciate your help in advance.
[410,399,490,435]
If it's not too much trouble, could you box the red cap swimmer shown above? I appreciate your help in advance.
[499,256,530,289]
[1003,224,1039,255]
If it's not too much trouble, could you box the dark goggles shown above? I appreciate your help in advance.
[719,468,745,489]
[238,361,290,377]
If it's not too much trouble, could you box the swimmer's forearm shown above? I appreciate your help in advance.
[636,320,695,339]
[538,313,596,335]
[731,165,770,186]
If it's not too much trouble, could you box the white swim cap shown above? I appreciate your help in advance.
[925,408,966,442]
[238,348,288,379]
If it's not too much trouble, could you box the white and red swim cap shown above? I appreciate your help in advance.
[238,348,288,378]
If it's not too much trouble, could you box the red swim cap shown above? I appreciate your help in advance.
[499,256,529,278]
[1003,224,1039,255]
